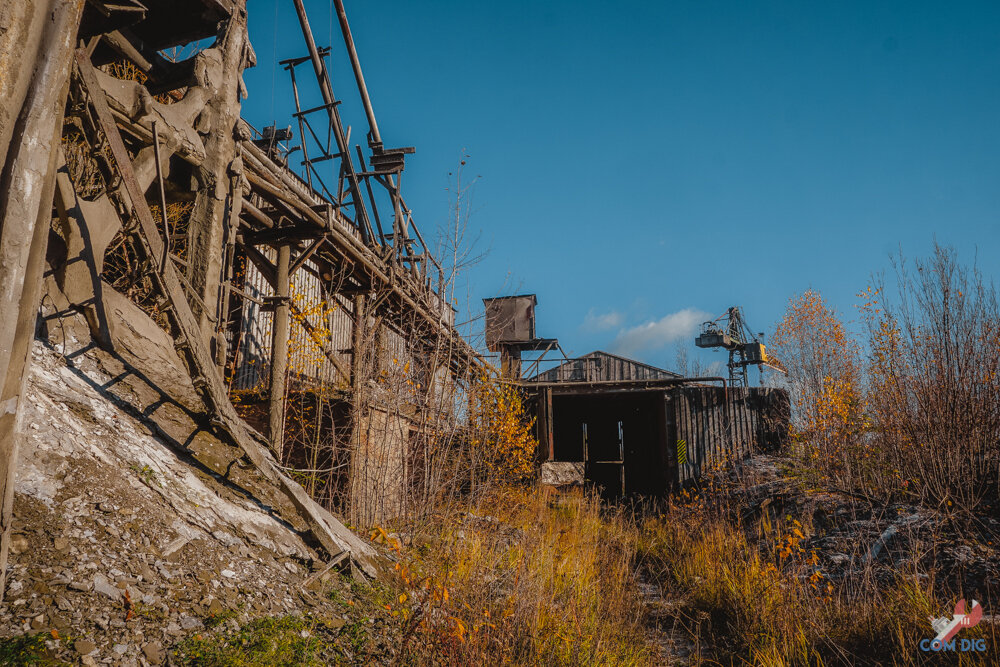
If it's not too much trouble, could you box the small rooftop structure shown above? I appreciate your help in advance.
[483,294,557,378]
[483,294,537,350]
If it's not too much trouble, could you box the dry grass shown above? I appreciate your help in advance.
[380,486,655,666]
[638,490,997,665]
[168,486,658,665]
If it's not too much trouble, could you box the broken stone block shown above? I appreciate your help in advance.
[142,642,163,663]
[9,534,29,554]
[93,573,122,601]
[540,461,585,486]
[74,638,97,655]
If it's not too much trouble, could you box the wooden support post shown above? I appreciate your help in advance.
[350,295,367,390]
[535,387,555,461]
[0,0,85,600]
[269,243,291,458]
[348,293,368,525]
[216,169,244,374]
[545,387,555,461]
[499,346,522,380]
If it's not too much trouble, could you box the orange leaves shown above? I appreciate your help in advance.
[776,519,806,561]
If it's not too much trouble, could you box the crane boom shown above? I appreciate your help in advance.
[695,306,785,386]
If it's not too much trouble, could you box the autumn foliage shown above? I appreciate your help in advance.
[772,289,866,484]
[376,487,651,666]
[463,375,537,493]
[771,244,1000,513]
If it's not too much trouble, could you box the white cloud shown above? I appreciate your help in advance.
[581,308,623,332]
[703,360,725,377]
[611,308,712,356]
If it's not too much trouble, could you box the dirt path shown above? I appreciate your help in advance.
[635,566,708,665]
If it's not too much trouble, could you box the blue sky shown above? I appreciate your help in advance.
[242,0,1000,376]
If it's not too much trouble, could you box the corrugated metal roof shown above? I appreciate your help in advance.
[530,350,680,383]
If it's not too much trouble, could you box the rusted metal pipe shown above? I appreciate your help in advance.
[289,0,371,242]
[332,0,381,147]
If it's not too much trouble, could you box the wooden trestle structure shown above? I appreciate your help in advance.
[0,0,481,594]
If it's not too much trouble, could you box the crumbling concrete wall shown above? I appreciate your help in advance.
[352,408,410,525]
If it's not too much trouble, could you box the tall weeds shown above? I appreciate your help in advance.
[384,487,653,666]
[639,490,996,665]
[862,246,1000,514]
[771,244,1000,514]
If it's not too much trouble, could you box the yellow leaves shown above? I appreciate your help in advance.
[104,60,148,84]
[776,520,806,562]
[773,288,872,483]
[466,375,537,487]
[448,616,467,642]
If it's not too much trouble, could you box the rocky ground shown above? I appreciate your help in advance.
[636,568,706,664]
[1,342,386,666]
[721,455,1000,613]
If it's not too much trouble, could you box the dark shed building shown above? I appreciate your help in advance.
[524,353,788,499]
[482,295,789,498]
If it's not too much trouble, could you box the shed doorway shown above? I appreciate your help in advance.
[550,392,668,499]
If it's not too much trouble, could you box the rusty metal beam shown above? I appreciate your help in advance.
[289,0,371,244]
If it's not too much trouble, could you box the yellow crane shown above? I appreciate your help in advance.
[695,306,786,386]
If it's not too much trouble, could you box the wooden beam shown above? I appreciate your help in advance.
[240,241,277,286]
[268,244,291,456]
[0,0,85,601]
[75,49,376,572]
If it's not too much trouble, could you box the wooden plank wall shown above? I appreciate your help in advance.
[534,352,678,383]
[231,250,354,392]
[671,386,786,486]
